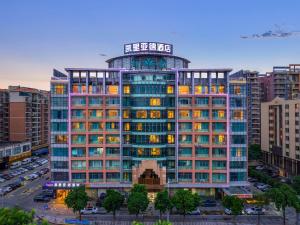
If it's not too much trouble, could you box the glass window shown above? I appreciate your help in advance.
[124,123,130,131]
[195,97,209,105]
[179,110,191,119]
[106,135,120,144]
[168,110,174,119]
[179,98,191,106]
[179,148,192,157]
[71,160,86,170]
[123,85,130,94]
[195,148,209,157]
[106,97,120,105]
[71,148,85,157]
[89,160,103,169]
[167,85,174,94]
[52,109,68,119]
[106,148,120,156]
[232,110,244,120]
[195,160,209,169]
[179,86,190,94]
[107,85,119,94]
[168,135,174,144]
[89,135,103,144]
[89,109,103,119]
[150,135,159,143]
[52,84,66,95]
[55,135,68,144]
[106,110,119,118]
[71,97,86,106]
[89,147,103,157]
[150,110,161,118]
[150,98,161,106]
[212,173,226,183]
[136,110,147,118]
[89,97,102,106]
[123,110,130,119]
[52,148,68,157]
[151,148,160,156]
[195,173,209,182]
[71,135,85,144]
[88,122,104,131]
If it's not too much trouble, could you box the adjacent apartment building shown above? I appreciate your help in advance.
[261,97,300,177]
[260,64,300,102]
[230,71,260,145]
[0,86,50,164]
[50,42,248,197]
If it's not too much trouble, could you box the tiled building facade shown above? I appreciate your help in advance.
[50,42,247,195]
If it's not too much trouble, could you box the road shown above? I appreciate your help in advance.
[1,162,50,210]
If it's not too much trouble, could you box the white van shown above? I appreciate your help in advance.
[10,161,22,169]
[22,158,32,165]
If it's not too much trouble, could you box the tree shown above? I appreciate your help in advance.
[253,193,269,225]
[131,184,147,195]
[267,184,298,225]
[222,195,244,225]
[192,192,201,208]
[153,220,172,225]
[171,189,197,220]
[128,192,149,218]
[154,190,172,219]
[103,189,124,221]
[64,186,89,221]
[292,176,300,195]
[248,144,262,161]
[0,207,49,225]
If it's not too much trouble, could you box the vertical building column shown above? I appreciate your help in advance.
[68,72,72,182]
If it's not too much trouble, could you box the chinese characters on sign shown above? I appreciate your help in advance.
[124,42,173,55]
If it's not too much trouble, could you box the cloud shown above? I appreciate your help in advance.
[241,26,300,39]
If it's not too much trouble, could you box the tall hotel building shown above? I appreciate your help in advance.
[50,42,248,196]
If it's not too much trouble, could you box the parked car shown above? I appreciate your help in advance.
[0,178,5,183]
[2,174,12,180]
[248,177,257,183]
[245,207,265,215]
[9,181,22,190]
[30,173,39,180]
[24,165,34,170]
[3,186,12,194]
[224,208,245,215]
[42,190,55,198]
[80,206,98,214]
[22,158,32,165]
[34,194,51,202]
[188,207,201,215]
[36,159,48,165]
[255,165,265,171]
[202,199,217,207]
[40,168,49,174]
[260,185,271,192]
[31,156,39,161]
[280,177,291,184]
[31,163,39,168]
[10,161,22,169]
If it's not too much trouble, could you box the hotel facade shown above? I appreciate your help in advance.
[50,42,247,196]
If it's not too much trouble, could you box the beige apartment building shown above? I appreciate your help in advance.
[261,97,300,177]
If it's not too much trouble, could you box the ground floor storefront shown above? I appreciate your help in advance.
[262,150,300,177]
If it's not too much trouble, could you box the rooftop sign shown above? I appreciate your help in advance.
[124,42,173,55]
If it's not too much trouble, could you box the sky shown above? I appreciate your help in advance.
[0,0,300,90]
